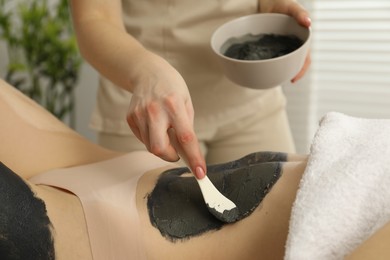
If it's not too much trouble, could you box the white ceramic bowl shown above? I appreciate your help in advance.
[211,13,311,89]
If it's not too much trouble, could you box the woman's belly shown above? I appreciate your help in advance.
[136,155,307,260]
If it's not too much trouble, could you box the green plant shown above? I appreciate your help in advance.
[0,0,81,126]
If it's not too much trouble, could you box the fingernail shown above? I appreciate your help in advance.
[305,16,312,26]
[196,166,206,179]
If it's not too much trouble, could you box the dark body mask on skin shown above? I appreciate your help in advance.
[147,152,287,241]
[0,162,55,260]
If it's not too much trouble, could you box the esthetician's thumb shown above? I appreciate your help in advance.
[287,1,312,28]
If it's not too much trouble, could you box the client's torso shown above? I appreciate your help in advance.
[23,152,306,260]
[29,152,173,260]
[32,183,93,260]
[135,154,307,260]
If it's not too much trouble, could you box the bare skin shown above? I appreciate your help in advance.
[346,221,390,260]
[136,161,306,260]
[31,184,93,260]
[25,158,305,260]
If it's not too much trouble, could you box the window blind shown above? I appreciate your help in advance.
[284,0,390,153]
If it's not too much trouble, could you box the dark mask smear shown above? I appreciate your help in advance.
[147,152,286,241]
[0,162,55,260]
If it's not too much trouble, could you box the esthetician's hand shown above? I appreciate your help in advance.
[126,51,206,179]
[259,0,312,83]
[69,0,206,179]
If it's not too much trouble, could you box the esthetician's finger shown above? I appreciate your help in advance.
[167,105,206,180]
[127,106,151,150]
[291,50,311,83]
[287,2,311,28]
[168,127,206,180]
[261,0,311,28]
[127,113,142,141]
[146,103,180,162]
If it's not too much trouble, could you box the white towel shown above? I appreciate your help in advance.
[284,112,390,260]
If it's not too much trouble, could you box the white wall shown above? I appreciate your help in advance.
[283,74,315,154]
[74,63,98,143]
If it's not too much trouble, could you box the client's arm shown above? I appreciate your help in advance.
[0,79,119,179]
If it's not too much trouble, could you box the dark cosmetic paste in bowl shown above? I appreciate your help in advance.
[223,33,304,61]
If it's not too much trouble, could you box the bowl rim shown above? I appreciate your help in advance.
[210,13,311,64]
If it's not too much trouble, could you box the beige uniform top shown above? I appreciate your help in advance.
[90,0,286,137]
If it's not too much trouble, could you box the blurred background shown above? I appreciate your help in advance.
[0,0,389,154]
[283,0,390,152]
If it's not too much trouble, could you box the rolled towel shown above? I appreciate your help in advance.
[285,112,390,260]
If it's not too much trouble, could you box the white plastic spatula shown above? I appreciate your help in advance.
[168,128,239,222]
[194,172,239,223]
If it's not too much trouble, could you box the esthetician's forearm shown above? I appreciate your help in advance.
[69,0,148,92]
